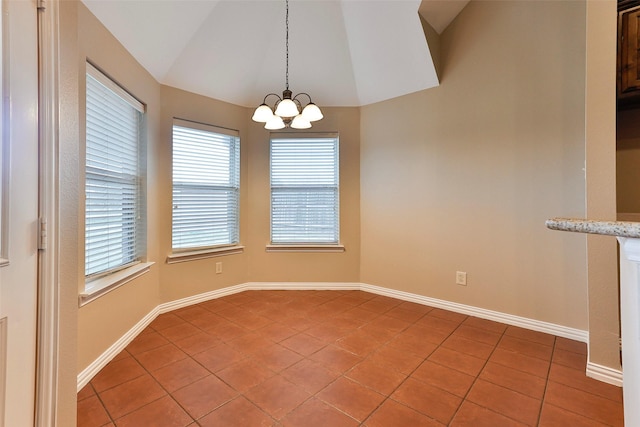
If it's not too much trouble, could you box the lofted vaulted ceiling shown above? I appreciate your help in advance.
[82,0,469,108]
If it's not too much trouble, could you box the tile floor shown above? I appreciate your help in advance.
[77,290,624,426]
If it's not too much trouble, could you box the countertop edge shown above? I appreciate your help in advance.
[546,218,640,239]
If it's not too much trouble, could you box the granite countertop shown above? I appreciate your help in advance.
[546,218,640,238]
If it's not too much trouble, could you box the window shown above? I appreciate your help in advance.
[85,63,145,278]
[172,120,240,251]
[270,134,339,244]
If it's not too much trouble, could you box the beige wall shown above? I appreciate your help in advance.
[360,1,589,329]
[73,3,162,372]
[246,108,361,283]
[617,108,640,214]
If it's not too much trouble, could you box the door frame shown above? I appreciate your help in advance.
[35,0,60,425]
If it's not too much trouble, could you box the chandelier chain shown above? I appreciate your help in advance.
[285,0,289,90]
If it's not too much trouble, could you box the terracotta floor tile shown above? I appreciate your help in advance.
[216,359,275,392]
[552,348,587,371]
[203,319,248,341]
[544,381,624,426]
[336,330,385,357]
[113,395,192,427]
[555,337,587,355]
[134,343,188,372]
[466,379,541,425]
[172,375,238,419]
[364,399,443,427]
[410,361,475,398]
[157,322,201,342]
[150,357,210,392]
[538,402,612,427]
[245,375,310,420]
[425,308,468,324]
[257,322,298,343]
[99,374,166,419]
[415,315,461,334]
[391,377,461,424]
[359,299,397,314]
[346,358,407,395]
[462,317,508,333]
[479,361,546,399]
[309,344,363,373]
[548,363,623,402]
[251,343,304,372]
[367,315,412,333]
[504,326,556,346]
[227,332,275,355]
[358,322,403,343]
[172,305,211,322]
[441,334,495,360]
[305,323,351,343]
[192,343,246,373]
[338,307,381,323]
[186,312,225,330]
[91,355,146,393]
[401,324,452,343]
[428,347,486,377]
[497,335,553,361]
[150,313,185,331]
[197,396,274,427]
[126,331,170,355]
[281,359,340,394]
[450,401,527,427]
[452,325,502,346]
[489,347,551,378]
[77,383,96,401]
[172,330,220,356]
[367,343,424,375]
[317,377,385,422]
[278,314,318,331]
[282,397,359,427]
[231,312,273,330]
[280,333,326,356]
[383,306,426,323]
[397,301,433,314]
[387,333,439,358]
[77,395,111,427]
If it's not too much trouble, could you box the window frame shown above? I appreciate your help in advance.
[268,132,342,250]
[169,118,242,261]
[84,62,146,285]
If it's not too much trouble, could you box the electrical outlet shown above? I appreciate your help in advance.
[456,271,467,286]
[215,262,222,274]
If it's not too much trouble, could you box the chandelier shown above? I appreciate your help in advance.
[251,0,323,130]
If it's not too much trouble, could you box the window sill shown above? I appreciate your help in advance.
[266,244,345,253]
[166,245,244,264]
[79,262,154,307]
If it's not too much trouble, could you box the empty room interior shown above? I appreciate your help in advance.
[2,0,638,425]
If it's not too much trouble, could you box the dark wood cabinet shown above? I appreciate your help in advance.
[619,4,640,107]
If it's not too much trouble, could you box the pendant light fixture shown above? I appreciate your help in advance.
[252,0,323,130]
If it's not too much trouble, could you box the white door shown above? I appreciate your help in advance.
[0,0,40,425]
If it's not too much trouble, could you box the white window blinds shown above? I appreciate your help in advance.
[172,120,240,250]
[270,135,339,244]
[85,63,144,278]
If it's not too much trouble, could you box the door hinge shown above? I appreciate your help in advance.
[38,217,47,250]
[37,0,45,11]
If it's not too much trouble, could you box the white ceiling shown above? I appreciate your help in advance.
[82,0,469,107]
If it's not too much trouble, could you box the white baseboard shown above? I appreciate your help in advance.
[76,307,159,391]
[587,362,623,387]
[359,283,589,343]
[78,281,596,391]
